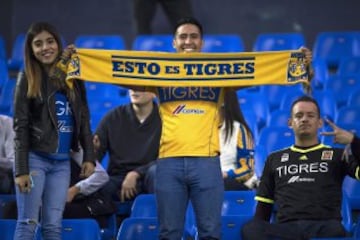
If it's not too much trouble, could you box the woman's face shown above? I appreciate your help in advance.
[31,30,59,65]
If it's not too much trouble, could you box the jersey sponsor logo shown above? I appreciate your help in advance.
[281,153,289,162]
[276,162,329,177]
[172,104,205,115]
[321,150,333,160]
[157,87,221,103]
[287,175,315,183]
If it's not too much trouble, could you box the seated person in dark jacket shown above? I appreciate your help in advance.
[242,95,360,240]
[94,89,161,202]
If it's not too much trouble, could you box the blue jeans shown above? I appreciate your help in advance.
[14,152,70,240]
[155,157,224,240]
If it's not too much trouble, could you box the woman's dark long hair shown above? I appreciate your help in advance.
[223,89,253,142]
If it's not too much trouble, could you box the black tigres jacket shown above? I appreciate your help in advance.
[13,70,95,177]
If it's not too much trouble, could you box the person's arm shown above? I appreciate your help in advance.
[254,201,273,221]
[74,160,109,196]
[0,116,15,169]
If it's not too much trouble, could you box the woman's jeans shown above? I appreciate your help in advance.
[14,152,70,240]
[155,157,224,240]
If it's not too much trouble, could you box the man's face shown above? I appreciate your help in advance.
[289,101,323,139]
[173,23,203,53]
[129,89,155,106]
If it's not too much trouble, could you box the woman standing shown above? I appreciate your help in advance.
[13,22,95,240]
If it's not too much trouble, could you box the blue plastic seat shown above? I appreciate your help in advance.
[259,84,303,111]
[257,126,294,154]
[267,109,289,127]
[75,35,125,50]
[313,31,360,71]
[336,105,360,126]
[132,35,174,52]
[0,58,9,92]
[0,219,16,240]
[117,217,159,240]
[324,75,360,108]
[130,194,157,218]
[61,219,101,240]
[254,144,267,178]
[202,34,244,52]
[279,88,305,113]
[238,91,270,132]
[348,88,360,107]
[221,215,253,240]
[253,33,305,51]
[313,89,338,120]
[311,58,330,90]
[222,191,256,217]
[337,57,360,76]
[0,78,17,116]
[7,33,26,72]
[0,36,6,61]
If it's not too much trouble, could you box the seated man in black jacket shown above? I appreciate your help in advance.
[94,89,161,202]
[242,95,360,240]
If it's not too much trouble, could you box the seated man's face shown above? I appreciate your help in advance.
[129,89,155,106]
[289,101,322,139]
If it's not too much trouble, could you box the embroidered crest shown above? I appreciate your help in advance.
[287,52,307,82]
[321,150,333,160]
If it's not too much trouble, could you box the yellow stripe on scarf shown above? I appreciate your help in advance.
[65,49,309,88]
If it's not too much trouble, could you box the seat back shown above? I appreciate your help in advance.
[221,215,253,240]
[337,57,360,76]
[202,34,244,52]
[313,31,360,71]
[336,105,360,126]
[61,219,101,240]
[130,194,157,218]
[8,33,26,71]
[132,35,174,52]
[257,126,294,154]
[117,217,159,240]
[253,33,305,51]
[324,75,360,108]
[222,191,256,217]
[0,219,16,240]
[75,35,125,50]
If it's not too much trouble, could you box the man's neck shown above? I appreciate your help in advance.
[132,101,154,123]
[295,138,319,148]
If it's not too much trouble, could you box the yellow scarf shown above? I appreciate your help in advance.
[65,49,309,88]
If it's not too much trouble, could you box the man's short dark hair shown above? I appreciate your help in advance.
[174,17,203,37]
[290,95,321,117]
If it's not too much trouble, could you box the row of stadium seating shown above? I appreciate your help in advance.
[1,31,360,73]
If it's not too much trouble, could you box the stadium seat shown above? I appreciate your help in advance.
[74,35,125,50]
[0,78,17,116]
[222,191,256,217]
[0,219,16,240]
[117,217,159,240]
[221,215,253,240]
[130,194,157,218]
[267,109,289,127]
[336,106,360,126]
[238,91,270,132]
[313,89,338,120]
[7,33,26,72]
[313,32,360,72]
[337,57,360,76]
[311,58,330,90]
[132,35,174,52]
[254,144,267,178]
[241,108,259,142]
[324,75,360,108]
[257,126,294,154]
[0,58,9,92]
[0,36,6,61]
[61,219,101,240]
[202,34,244,52]
[253,33,305,51]
[100,213,117,240]
[259,84,303,111]
[279,88,305,113]
[348,88,360,107]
